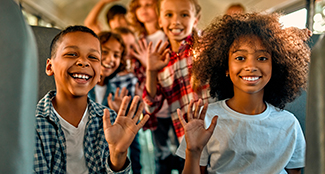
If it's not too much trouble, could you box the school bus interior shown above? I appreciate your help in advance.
[1,0,325,173]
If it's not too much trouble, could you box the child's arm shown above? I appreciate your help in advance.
[177,99,218,174]
[107,87,129,113]
[103,96,149,171]
[145,40,170,98]
[84,0,119,34]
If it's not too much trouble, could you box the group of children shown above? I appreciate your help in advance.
[33,0,311,173]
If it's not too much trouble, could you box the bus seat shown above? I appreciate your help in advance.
[305,33,325,174]
[31,26,60,100]
[284,91,307,133]
[0,0,38,173]
[284,34,321,134]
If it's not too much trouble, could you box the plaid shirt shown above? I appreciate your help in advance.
[34,91,131,174]
[110,73,138,97]
[143,35,213,138]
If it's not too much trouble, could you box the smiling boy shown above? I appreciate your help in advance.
[34,26,149,174]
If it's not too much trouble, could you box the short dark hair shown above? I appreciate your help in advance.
[50,25,98,58]
[192,13,311,109]
[97,31,126,79]
[106,5,127,26]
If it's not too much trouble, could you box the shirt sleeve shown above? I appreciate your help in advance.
[142,85,165,114]
[286,120,306,169]
[33,130,50,174]
[105,156,131,174]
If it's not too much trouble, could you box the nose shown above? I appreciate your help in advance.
[244,58,257,72]
[76,57,90,67]
[172,15,180,25]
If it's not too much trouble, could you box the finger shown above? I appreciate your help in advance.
[177,109,187,127]
[132,102,144,123]
[206,116,218,133]
[187,99,194,121]
[117,96,131,116]
[138,39,146,51]
[107,93,113,109]
[194,99,202,119]
[136,114,150,129]
[158,41,169,55]
[199,102,209,120]
[153,40,162,53]
[120,87,128,97]
[103,109,112,129]
[147,41,153,53]
[162,49,170,66]
[127,96,140,118]
[115,87,120,97]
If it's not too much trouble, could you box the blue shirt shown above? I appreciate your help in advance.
[34,91,131,174]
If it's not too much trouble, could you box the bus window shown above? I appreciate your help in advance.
[280,8,307,29]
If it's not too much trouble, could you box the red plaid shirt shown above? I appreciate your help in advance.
[143,35,213,138]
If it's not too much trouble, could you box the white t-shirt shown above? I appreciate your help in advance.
[54,107,89,174]
[94,84,107,104]
[176,100,305,174]
[146,30,168,49]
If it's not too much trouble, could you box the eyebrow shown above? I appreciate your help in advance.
[231,49,270,54]
[64,46,100,54]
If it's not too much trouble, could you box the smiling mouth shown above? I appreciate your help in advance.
[102,62,115,69]
[241,76,261,81]
[70,73,91,80]
[170,28,183,34]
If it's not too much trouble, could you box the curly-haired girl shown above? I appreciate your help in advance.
[176,13,310,174]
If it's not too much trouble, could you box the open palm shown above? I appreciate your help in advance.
[178,99,218,152]
[103,96,149,153]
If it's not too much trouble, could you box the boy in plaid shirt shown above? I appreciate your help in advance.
[34,26,149,174]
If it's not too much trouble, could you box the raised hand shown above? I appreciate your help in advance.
[103,96,150,170]
[147,40,170,72]
[177,99,218,153]
[131,38,149,68]
[107,87,128,113]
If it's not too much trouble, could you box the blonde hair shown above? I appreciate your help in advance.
[157,0,201,17]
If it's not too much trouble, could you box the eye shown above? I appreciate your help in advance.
[114,53,121,59]
[181,13,189,17]
[258,57,268,61]
[89,55,99,60]
[235,56,245,61]
[102,50,108,55]
[65,52,77,57]
[165,13,172,17]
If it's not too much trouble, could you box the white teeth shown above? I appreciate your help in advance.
[72,74,90,80]
[171,29,182,33]
[242,77,259,81]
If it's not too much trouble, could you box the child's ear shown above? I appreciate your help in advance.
[226,70,229,77]
[193,13,201,27]
[45,58,54,76]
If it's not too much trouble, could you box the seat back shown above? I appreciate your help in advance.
[305,34,325,174]
[31,26,61,100]
[0,0,38,173]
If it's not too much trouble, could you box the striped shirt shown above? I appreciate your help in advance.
[34,91,131,174]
